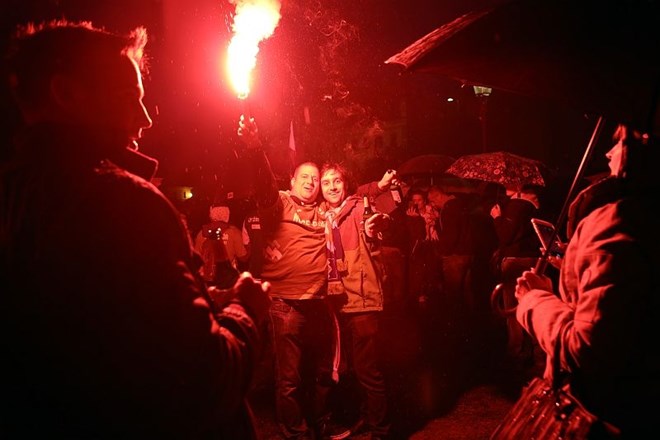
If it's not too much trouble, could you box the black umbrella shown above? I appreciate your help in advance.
[385,0,660,306]
[385,0,660,136]
[397,154,455,179]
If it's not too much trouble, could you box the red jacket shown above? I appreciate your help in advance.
[321,195,389,313]
[259,190,328,299]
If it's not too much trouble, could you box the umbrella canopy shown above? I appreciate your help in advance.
[385,0,660,135]
[397,154,455,178]
[446,151,545,190]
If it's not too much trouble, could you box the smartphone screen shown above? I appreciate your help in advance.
[531,218,565,257]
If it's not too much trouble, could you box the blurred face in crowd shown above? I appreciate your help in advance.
[411,193,426,211]
[426,189,446,209]
[321,168,346,208]
[290,162,320,203]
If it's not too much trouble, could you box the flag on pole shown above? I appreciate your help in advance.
[288,120,296,166]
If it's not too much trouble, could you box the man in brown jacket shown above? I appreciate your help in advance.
[320,163,392,440]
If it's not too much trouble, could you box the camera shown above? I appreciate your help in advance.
[202,226,222,240]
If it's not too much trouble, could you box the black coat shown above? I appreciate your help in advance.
[1,124,258,438]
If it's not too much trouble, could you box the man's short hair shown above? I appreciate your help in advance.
[292,161,319,178]
[6,20,148,110]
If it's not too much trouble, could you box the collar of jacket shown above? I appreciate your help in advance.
[289,193,319,207]
[566,176,621,238]
[15,122,158,180]
[319,195,359,221]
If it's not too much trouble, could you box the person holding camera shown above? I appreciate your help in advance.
[194,204,249,289]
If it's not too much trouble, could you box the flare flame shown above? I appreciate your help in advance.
[226,0,281,99]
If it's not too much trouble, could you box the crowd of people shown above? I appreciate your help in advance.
[2,18,659,440]
[219,114,563,438]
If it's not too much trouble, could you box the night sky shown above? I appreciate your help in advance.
[1,0,617,221]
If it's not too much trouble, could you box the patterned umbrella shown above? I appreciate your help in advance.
[445,151,545,190]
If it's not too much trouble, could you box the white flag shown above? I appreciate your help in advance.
[288,120,296,164]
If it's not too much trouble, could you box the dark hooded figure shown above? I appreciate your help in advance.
[0,21,270,438]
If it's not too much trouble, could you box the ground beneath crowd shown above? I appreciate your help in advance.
[247,303,545,439]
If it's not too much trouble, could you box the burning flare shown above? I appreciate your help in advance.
[226,0,281,99]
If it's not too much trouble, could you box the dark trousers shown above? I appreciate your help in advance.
[500,257,537,360]
[269,298,334,439]
[339,312,391,437]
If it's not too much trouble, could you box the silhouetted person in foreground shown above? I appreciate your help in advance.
[515,124,660,437]
[1,21,270,438]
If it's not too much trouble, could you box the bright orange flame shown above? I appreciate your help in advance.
[226,0,281,99]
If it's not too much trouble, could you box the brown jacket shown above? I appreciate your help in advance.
[321,195,388,313]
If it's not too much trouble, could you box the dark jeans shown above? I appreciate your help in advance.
[500,257,537,360]
[379,246,407,313]
[269,298,334,439]
[408,240,442,301]
[340,312,391,437]
[439,255,474,311]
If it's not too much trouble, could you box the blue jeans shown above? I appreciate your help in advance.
[269,298,335,439]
